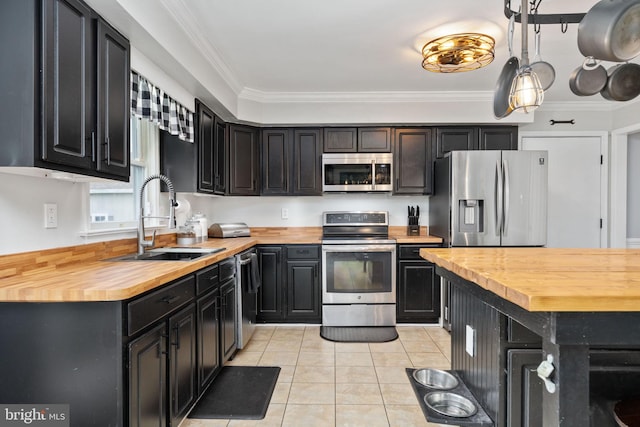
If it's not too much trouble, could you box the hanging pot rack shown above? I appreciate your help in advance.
[504,0,585,31]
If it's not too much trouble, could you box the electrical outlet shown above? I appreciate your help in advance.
[44,203,58,229]
[281,208,289,220]
[465,325,475,357]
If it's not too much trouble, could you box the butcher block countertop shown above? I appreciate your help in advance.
[420,247,640,312]
[0,227,441,303]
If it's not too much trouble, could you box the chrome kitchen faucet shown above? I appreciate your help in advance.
[138,174,178,254]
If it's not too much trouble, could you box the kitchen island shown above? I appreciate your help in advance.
[420,247,640,427]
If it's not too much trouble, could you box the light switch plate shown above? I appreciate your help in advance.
[465,325,475,357]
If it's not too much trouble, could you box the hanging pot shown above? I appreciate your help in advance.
[493,14,519,119]
[578,0,640,62]
[530,30,555,90]
[600,63,640,101]
[569,57,608,96]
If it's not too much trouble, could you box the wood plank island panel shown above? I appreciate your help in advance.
[420,247,640,312]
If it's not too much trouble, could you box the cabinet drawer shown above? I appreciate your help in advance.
[127,275,196,336]
[219,258,236,282]
[196,264,219,295]
[287,245,319,259]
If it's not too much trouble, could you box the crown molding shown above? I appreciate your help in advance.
[159,0,244,95]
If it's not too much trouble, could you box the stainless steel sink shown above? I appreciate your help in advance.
[106,247,226,261]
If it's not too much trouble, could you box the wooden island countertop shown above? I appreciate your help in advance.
[420,247,640,312]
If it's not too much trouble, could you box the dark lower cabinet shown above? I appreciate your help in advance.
[257,246,284,322]
[397,245,441,323]
[507,349,543,427]
[257,245,321,323]
[168,305,197,427]
[220,277,237,361]
[196,289,220,393]
[129,323,167,427]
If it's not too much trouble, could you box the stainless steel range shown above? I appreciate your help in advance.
[321,211,396,327]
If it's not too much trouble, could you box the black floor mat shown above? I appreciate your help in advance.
[188,366,280,420]
[320,326,398,342]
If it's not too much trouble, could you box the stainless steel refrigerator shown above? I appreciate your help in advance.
[430,150,548,247]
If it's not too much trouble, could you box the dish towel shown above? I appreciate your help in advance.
[248,253,262,293]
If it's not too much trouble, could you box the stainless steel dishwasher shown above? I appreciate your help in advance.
[235,248,261,349]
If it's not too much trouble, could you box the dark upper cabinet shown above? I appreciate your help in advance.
[213,116,228,195]
[41,0,95,171]
[229,124,260,195]
[323,128,357,152]
[479,126,518,150]
[96,19,130,178]
[358,127,392,152]
[261,129,291,195]
[0,0,130,181]
[435,126,518,158]
[323,127,391,152]
[261,128,322,196]
[197,99,216,193]
[435,127,478,158]
[393,128,433,194]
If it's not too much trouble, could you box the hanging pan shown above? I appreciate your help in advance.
[530,30,555,91]
[493,14,519,119]
[600,62,640,101]
[569,57,608,96]
[578,0,640,62]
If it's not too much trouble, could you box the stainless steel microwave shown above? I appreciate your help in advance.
[322,153,393,192]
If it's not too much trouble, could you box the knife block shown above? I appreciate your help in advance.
[407,216,420,235]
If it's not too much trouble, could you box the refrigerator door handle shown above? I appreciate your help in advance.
[496,160,503,236]
[503,159,510,234]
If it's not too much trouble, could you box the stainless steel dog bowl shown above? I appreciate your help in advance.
[424,392,477,418]
[412,368,459,390]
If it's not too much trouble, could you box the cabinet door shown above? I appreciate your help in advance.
[197,290,220,393]
[292,129,322,195]
[220,278,237,362]
[394,128,433,194]
[196,99,215,193]
[479,126,518,151]
[358,127,391,152]
[96,19,130,179]
[435,127,478,159]
[323,128,357,152]
[257,246,284,322]
[286,260,321,322]
[229,124,260,195]
[213,116,227,195]
[261,129,291,195]
[128,323,167,427]
[397,260,440,323]
[169,305,197,427]
[41,0,95,170]
[507,349,543,427]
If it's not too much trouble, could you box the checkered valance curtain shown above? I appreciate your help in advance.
[130,71,194,143]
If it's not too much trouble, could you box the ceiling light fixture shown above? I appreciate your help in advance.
[421,33,495,73]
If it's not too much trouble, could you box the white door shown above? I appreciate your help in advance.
[521,136,605,248]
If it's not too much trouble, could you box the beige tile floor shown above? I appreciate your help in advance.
[181,325,452,427]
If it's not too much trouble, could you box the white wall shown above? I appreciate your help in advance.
[628,132,640,238]
[181,193,429,229]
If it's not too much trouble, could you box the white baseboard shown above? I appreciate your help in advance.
[627,238,640,248]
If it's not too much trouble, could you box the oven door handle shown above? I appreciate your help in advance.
[322,245,396,253]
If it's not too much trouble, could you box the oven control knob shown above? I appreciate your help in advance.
[358,295,362,300]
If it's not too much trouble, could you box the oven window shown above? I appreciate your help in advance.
[325,252,392,293]
[324,163,373,186]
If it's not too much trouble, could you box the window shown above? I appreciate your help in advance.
[88,117,159,230]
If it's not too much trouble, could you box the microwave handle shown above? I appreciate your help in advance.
[371,159,376,190]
